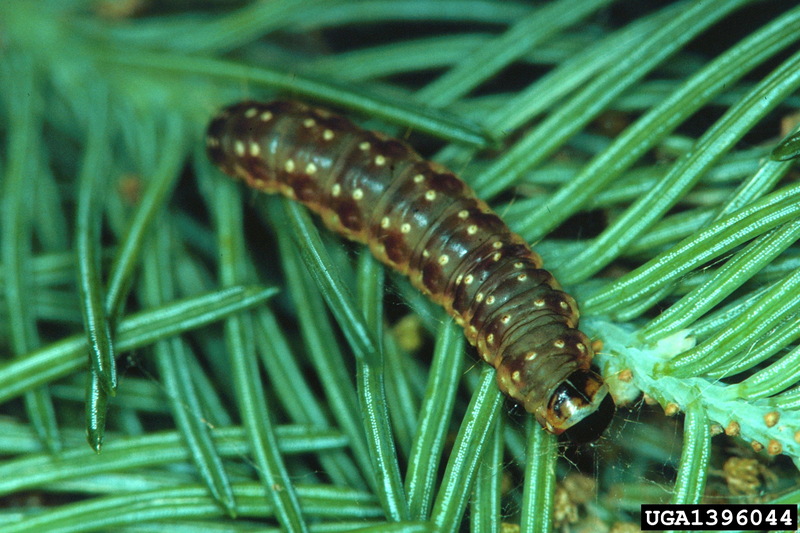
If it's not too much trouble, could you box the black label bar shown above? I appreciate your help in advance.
[641,504,797,531]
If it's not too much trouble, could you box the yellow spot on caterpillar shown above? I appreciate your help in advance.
[467,225,478,235]
[492,241,503,249]
[359,141,371,151]
[576,343,586,353]
[534,299,545,307]
[456,274,463,284]
[501,314,511,324]
[517,273,527,281]
[332,183,341,197]
[458,210,469,219]
[554,339,565,349]
[284,159,296,172]
[486,295,495,305]
[438,254,449,265]
[234,140,246,157]
[249,142,260,157]
[487,334,494,345]
[281,185,297,199]
[244,107,258,118]
[303,118,316,128]
[353,188,364,200]
[469,325,478,334]
[498,372,511,390]
[525,352,537,361]
[422,249,430,258]
[514,262,523,268]
[413,174,424,183]
[401,223,411,233]
[323,129,334,140]
[381,217,390,229]
[464,274,474,285]
[260,111,273,121]
[476,293,484,303]
[425,190,437,201]
[306,162,317,175]
[375,155,386,166]
[492,252,502,261]
[511,370,521,383]
[560,301,569,310]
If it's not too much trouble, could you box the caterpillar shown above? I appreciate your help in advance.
[206,100,615,442]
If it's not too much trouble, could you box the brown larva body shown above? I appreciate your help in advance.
[206,100,614,441]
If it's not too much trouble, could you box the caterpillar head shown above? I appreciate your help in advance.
[497,329,615,442]
[543,369,615,443]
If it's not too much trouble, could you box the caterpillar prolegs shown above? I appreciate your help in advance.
[206,100,615,442]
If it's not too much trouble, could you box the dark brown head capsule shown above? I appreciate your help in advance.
[545,369,614,442]
[205,99,616,442]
